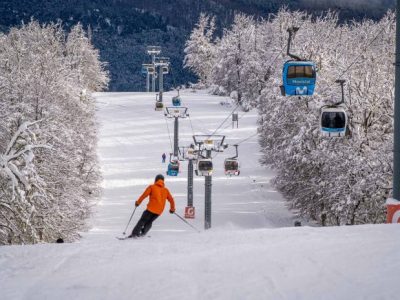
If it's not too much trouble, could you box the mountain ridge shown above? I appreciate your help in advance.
[0,0,394,91]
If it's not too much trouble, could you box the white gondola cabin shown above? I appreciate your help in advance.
[320,107,347,137]
[155,101,164,111]
[162,66,169,74]
[196,159,213,176]
[224,159,240,176]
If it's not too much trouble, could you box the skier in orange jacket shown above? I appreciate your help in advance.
[128,174,175,238]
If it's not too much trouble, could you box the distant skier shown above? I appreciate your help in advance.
[128,174,175,238]
[162,153,166,163]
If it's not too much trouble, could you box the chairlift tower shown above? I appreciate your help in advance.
[147,46,161,92]
[180,145,197,218]
[165,107,189,158]
[155,57,170,102]
[193,135,227,229]
[187,148,195,208]
[142,63,155,93]
[232,113,239,128]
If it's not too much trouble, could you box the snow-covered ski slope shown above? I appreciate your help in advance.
[1,90,400,300]
[91,89,297,237]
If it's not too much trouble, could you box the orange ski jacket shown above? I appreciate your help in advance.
[135,180,175,215]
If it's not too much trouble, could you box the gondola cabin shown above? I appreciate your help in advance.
[155,101,164,111]
[320,107,347,137]
[281,61,316,96]
[224,159,240,176]
[196,159,213,176]
[167,161,180,176]
[162,66,169,74]
[147,66,155,75]
[172,96,181,107]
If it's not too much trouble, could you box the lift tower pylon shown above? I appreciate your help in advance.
[146,46,161,92]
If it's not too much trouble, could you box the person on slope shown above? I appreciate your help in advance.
[128,174,175,238]
[162,153,166,163]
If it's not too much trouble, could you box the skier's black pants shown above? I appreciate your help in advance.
[131,210,159,237]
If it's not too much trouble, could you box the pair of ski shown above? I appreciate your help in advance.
[116,235,150,240]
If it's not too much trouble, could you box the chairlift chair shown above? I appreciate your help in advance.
[281,61,316,96]
[195,159,213,176]
[320,107,347,137]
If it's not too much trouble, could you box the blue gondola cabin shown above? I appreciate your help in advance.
[281,61,316,96]
[172,96,181,107]
[167,161,179,176]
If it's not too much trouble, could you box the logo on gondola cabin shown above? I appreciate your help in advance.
[295,86,308,95]
[291,79,312,84]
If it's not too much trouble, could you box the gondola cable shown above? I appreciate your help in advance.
[236,132,259,145]
[335,20,391,83]
[169,61,178,90]
[221,110,249,131]
[188,115,213,135]
[164,115,174,153]
[212,131,259,160]
[206,42,288,138]
[188,115,196,136]
[208,104,240,138]
[317,19,392,137]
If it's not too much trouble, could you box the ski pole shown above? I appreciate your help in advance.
[173,212,201,233]
[122,206,137,235]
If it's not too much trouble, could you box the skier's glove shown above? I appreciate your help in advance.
[169,209,175,214]
[135,202,139,207]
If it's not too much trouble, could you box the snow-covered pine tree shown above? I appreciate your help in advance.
[0,21,109,245]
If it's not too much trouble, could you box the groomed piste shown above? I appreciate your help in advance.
[1,90,399,300]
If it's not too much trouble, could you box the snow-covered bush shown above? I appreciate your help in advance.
[0,21,109,245]
[258,10,394,226]
[186,9,395,225]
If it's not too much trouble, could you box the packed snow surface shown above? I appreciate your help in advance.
[1,90,400,300]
